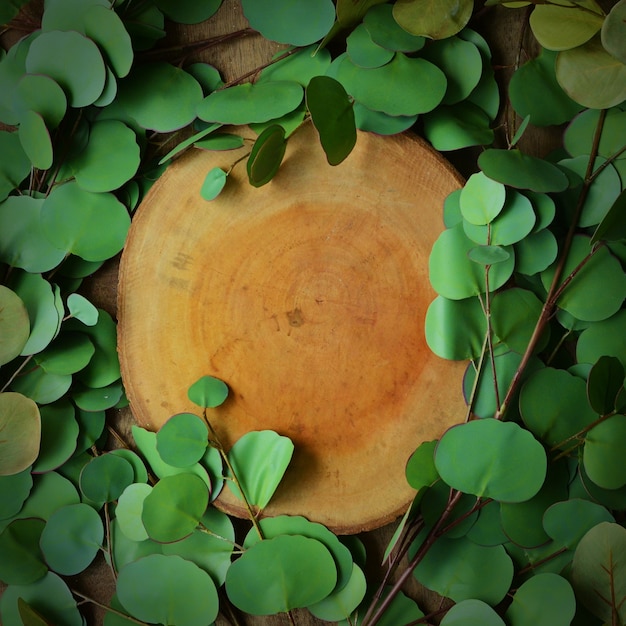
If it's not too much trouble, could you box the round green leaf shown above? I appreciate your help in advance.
[0,468,33,519]
[74,407,106,454]
[465,500,509,547]
[308,563,367,621]
[413,535,513,604]
[226,534,337,614]
[429,223,515,299]
[565,108,626,162]
[10,366,71,405]
[0,286,29,366]
[556,36,626,109]
[353,102,418,134]
[577,310,626,370]
[66,294,99,326]
[241,0,335,46]
[514,229,558,276]
[25,30,106,107]
[18,111,53,170]
[441,599,505,626]
[509,48,583,126]
[197,80,303,125]
[491,288,544,354]
[79,453,134,503]
[335,53,447,116]
[13,471,79,523]
[72,380,124,411]
[0,130,31,201]
[520,367,598,449]
[41,182,130,262]
[39,503,103,575]
[200,167,227,201]
[460,171,506,226]
[587,355,625,416]
[187,375,229,408]
[195,134,244,151]
[468,245,511,265]
[307,76,356,166]
[592,189,626,246]
[156,413,208,468]
[69,120,140,192]
[425,295,486,360]
[40,0,110,31]
[543,499,615,550]
[0,393,40,476]
[435,419,547,503]
[392,0,473,39]
[247,124,287,187]
[584,415,626,489]
[116,554,219,626]
[114,483,152,542]
[571,522,626,625]
[227,430,294,509]
[346,24,395,68]
[505,573,576,626]
[363,3,425,52]
[35,332,95,376]
[602,0,626,64]
[478,149,569,192]
[423,102,494,151]
[405,440,439,491]
[0,196,66,273]
[422,480,480,539]
[142,473,208,542]
[541,234,626,322]
[33,400,78,473]
[116,62,203,132]
[530,2,603,51]
[0,572,82,626]
[0,519,47,585]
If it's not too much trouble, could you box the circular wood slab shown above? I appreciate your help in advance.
[118,123,467,534]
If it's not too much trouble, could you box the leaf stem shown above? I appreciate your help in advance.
[71,589,149,625]
[0,354,34,393]
[551,410,618,459]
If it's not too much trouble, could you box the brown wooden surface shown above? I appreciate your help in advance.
[2,1,602,624]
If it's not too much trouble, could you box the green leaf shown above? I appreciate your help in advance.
[565,107,626,161]
[602,0,626,64]
[66,294,99,326]
[10,366,71,405]
[306,76,356,166]
[142,473,208,542]
[353,102,417,135]
[247,124,287,187]
[460,171,506,226]
[241,0,335,46]
[195,134,244,151]
[422,480,480,539]
[571,522,626,624]
[0,393,40,476]
[435,419,547,503]
[39,503,103,576]
[519,367,598,449]
[478,149,569,192]
[309,564,367,621]
[587,355,624,415]
[509,48,584,126]
[79,453,134,503]
[491,288,544,354]
[0,468,33,519]
[116,62,203,132]
[541,234,626,322]
[152,0,221,24]
[200,167,227,201]
[225,535,337,613]
[346,24,395,69]
[514,229,558,276]
[187,375,229,408]
[556,36,626,109]
[423,102,494,151]
[530,1,604,51]
[505,573,576,626]
[69,120,140,192]
[25,30,106,108]
[0,0,30,23]
[363,3,425,52]
[584,415,626,489]
[429,223,515,299]
[0,130,31,201]
[34,332,95,376]
[156,413,208,468]
[468,245,511,265]
[116,554,219,626]
[33,400,78,473]
[197,81,303,125]
[18,111,53,170]
[335,53,447,116]
[405,440,439,491]
[227,430,294,509]
[440,599,505,625]
[425,295,486,360]
[413,534,513,604]
[592,189,626,245]
[0,519,47,585]
[12,471,79,523]
[0,286,29,366]
[114,483,152,542]
[392,0,474,39]
[257,46,332,86]
[577,310,626,370]
[41,182,130,262]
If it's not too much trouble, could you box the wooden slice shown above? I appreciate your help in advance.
[117,123,468,534]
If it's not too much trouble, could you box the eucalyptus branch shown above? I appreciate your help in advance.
[494,109,608,420]
[0,354,34,392]
[220,47,301,89]
[515,545,570,577]
[484,260,502,413]
[197,522,245,551]
[103,502,118,581]
[202,408,264,540]
[71,589,149,625]
[551,410,620,460]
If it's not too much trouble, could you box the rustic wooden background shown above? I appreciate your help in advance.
[2,1,615,624]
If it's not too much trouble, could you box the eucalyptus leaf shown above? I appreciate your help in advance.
[227,430,294,509]
[392,0,473,39]
[423,102,494,151]
[34,332,95,376]
[66,293,99,326]
[592,189,626,245]
[441,599,505,625]
[306,76,356,166]
[405,440,439,491]
[200,167,227,201]
[0,286,29,366]
[0,393,40,476]
[241,0,335,46]
[514,229,558,276]
[346,24,395,68]
[363,3,425,52]
[188,375,229,408]
[0,519,47,585]
[226,535,337,614]
[601,0,626,64]
[79,453,134,503]
[0,468,33,520]
[583,415,626,489]
[18,111,53,171]
[460,171,506,226]
[72,379,124,411]
[0,0,30,23]
[12,471,79,523]
[353,103,417,135]
[156,413,208,468]
[195,134,244,151]
[0,130,31,201]
[258,46,332,86]
[33,400,78,473]
[577,310,626,370]
[247,124,287,187]
[10,365,71,405]
[491,288,543,354]
[435,419,547,503]
[152,0,221,24]
[308,563,366,622]
[564,107,626,162]
[587,355,624,415]
[116,554,219,626]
